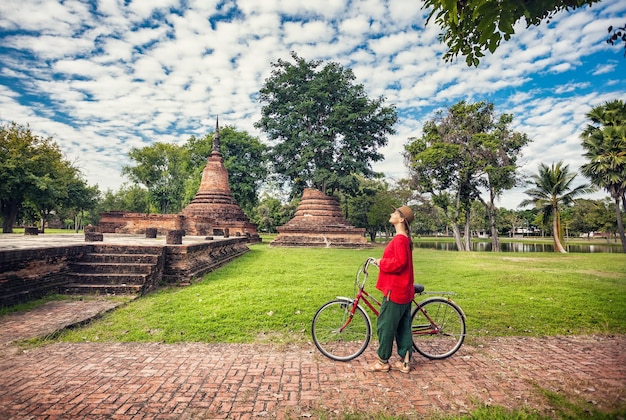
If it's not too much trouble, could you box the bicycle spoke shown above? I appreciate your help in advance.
[411,298,465,360]
[312,300,372,361]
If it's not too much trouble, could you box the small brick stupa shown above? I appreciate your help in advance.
[270,188,369,248]
[181,119,260,241]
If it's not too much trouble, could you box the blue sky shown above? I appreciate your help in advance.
[1,0,625,209]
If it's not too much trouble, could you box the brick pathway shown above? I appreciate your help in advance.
[0,301,624,419]
[0,299,127,347]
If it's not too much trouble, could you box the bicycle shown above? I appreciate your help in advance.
[311,257,466,362]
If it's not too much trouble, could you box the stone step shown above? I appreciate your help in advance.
[68,262,155,274]
[63,283,143,295]
[64,273,149,285]
[88,245,164,255]
[80,253,160,264]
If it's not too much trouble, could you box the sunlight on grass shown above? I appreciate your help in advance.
[56,243,626,344]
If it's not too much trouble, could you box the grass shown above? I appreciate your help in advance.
[10,240,626,419]
[53,242,626,344]
[0,294,70,317]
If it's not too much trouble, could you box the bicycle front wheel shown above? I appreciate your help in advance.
[311,299,372,361]
[412,297,465,360]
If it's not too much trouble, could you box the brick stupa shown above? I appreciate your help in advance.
[181,120,260,240]
[270,188,369,248]
[98,119,260,242]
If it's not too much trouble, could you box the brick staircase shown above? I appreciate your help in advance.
[63,245,165,296]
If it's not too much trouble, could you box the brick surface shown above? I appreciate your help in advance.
[0,301,624,419]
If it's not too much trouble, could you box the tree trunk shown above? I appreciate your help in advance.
[451,223,465,251]
[463,207,471,251]
[441,204,465,251]
[1,199,19,233]
[489,213,500,252]
[614,196,626,253]
[552,209,567,253]
[39,214,46,234]
[479,194,501,252]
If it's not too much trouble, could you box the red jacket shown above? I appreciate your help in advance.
[375,234,415,304]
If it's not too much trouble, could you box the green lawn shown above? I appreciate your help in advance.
[54,242,626,344]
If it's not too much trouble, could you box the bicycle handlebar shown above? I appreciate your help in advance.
[356,257,379,290]
[364,257,378,273]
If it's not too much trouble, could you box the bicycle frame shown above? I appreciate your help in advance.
[336,258,465,336]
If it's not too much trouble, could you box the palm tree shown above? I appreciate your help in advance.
[520,162,594,253]
[580,100,626,252]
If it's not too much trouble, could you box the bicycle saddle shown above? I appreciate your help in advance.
[414,284,424,293]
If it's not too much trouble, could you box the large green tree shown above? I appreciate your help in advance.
[27,158,79,233]
[99,184,151,213]
[253,194,298,233]
[255,52,397,198]
[520,161,594,253]
[62,178,100,232]
[404,101,529,251]
[580,99,626,251]
[123,143,188,214]
[568,198,615,238]
[0,122,80,233]
[345,177,394,242]
[422,0,601,66]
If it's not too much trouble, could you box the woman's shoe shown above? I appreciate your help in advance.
[391,360,411,373]
[364,360,390,372]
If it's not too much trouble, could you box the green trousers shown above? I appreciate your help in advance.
[376,298,412,362]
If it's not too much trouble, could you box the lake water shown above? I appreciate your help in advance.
[414,241,623,253]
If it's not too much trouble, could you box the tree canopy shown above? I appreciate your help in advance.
[520,161,594,253]
[122,143,189,214]
[580,99,626,251]
[0,122,90,233]
[255,52,397,198]
[423,0,601,66]
[404,101,530,251]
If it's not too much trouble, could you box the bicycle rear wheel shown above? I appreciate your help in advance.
[311,299,372,361]
[411,297,465,360]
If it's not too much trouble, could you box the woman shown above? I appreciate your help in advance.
[365,205,415,374]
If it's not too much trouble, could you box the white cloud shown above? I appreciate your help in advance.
[283,20,335,44]
[0,0,624,206]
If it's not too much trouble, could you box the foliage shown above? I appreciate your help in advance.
[255,51,397,198]
[58,176,100,232]
[0,122,89,233]
[606,23,626,56]
[520,162,594,252]
[404,101,530,251]
[122,143,189,214]
[345,177,391,241]
[568,198,614,237]
[252,194,298,233]
[422,0,601,66]
[580,99,626,251]
[99,183,151,213]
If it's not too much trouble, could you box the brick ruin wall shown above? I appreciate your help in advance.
[0,238,250,308]
[98,212,180,235]
[163,237,249,283]
[0,246,86,307]
[98,212,259,240]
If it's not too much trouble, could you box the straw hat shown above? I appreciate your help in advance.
[393,205,414,225]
